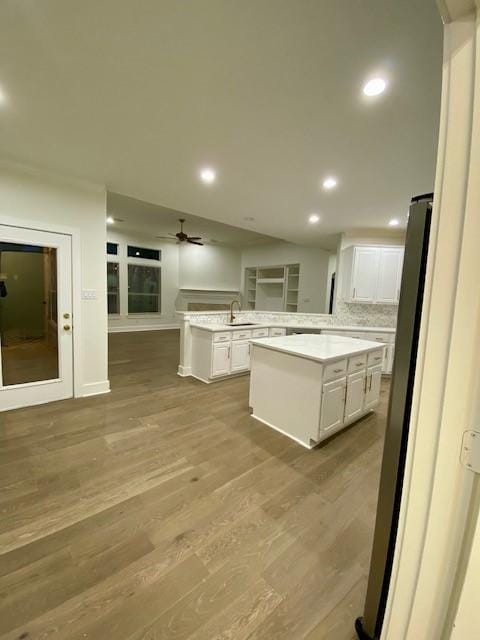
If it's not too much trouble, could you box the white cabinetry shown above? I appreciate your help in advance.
[231,340,250,372]
[351,247,380,302]
[318,351,383,440]
[211,343,231,377]
[377,248,404,303]
[344,370,367,423]
[320,378,347,435]
[321,328,395,375]
[365,364,382,410]
[342,245,404,304]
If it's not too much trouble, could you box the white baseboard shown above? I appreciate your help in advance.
[108,324,180,333]
[177,365,192,377]
[79,380,111,397]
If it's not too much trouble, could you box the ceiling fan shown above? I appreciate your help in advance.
[156,219,204,245]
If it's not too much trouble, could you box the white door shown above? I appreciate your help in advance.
[0,225,73,411]
[230,340,250,372]
[319,377,346,436]
[351,247,380,302]
[376,248,404,303]
[344,371,366,423]
[364,364,382,410]
[211,342,231,377]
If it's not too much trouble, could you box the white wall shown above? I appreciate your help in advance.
[241,242,332,313]
[107,229,179,332]
[0,162,108,395]
[179,243,241,291]
[334,230,406,327]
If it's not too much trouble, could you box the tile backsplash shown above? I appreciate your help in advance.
[179,304,397,329]
[334,299,398,328]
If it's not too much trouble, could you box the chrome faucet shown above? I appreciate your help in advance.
[229,299,241,324]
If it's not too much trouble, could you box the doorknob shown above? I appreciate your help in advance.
[63,324,71,331]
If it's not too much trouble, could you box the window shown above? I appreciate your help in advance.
[128,264,161,313]
[127,245,161,261]
[106,242,118,256]
[107,262,120,314]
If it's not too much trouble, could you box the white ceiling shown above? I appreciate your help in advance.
[107,192,276,247]
[0,1,442,249]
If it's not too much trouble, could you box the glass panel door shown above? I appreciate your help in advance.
[0,243,59,385]
[0,226,73,411]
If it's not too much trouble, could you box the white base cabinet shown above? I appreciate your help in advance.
[211,343,231,377]
[250,344,384,449]
[321,328,395,374]
[230,340,251,372]
[320,377,347,435]
[191,326,286,382]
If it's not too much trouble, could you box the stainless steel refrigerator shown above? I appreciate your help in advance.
[355,193,433,639]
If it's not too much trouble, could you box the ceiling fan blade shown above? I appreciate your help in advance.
[187,236,202,241]
[155,235,176,240]
[187,239,204,246]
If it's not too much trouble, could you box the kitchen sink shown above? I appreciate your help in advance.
[226,322,258,326]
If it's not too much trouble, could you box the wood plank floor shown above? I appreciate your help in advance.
[0,330,389,640]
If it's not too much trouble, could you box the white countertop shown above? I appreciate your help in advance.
[190,322,396,334]
[249,333,383,364]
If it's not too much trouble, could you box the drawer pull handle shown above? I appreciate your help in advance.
[334,368,343,373]
[374,356,381,361]
[355,362,363,367]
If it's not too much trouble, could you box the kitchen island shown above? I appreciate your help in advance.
[249,333,384,448]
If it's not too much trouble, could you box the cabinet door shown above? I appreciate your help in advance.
[351,247,380,302]
[320,377,346,436]
[364,364,382,409]
[230,340,250,372]
[211,343,231,377]
[376,248,404,303]
[344,371,367,423]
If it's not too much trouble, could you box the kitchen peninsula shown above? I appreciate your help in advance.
[249,333,384,448]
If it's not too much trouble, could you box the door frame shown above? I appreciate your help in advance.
[382,6,480,639]
[0,214,83,400]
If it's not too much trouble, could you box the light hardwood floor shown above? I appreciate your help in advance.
[0,330,389,640]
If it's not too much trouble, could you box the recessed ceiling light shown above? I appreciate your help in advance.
[199,167,216,184]
[389,218,400,227]
[309,213,321,224]
[0,85,7,105]
[322,177,337,190]
[363,77,387,97]
[106,216,114,224]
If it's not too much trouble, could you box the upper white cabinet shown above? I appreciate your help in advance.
[342,245,404,305]
[376,248,404,303]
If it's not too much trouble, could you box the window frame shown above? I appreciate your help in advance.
[127,262,162,316]
[106,260,121,316]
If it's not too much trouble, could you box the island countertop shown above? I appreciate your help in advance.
[249,333,383,364]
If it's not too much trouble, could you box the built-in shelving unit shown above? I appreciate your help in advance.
[243,264,300,311]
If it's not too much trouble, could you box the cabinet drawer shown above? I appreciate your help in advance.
[269,327,286,337]
[232,329,252,341]
[213,332,231,343]
[367,349,385,366]
[348,354,367,373]
[368,334,390,344]
[324,359,347,382]
[213,331,232,342]
[252,328,269,338]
